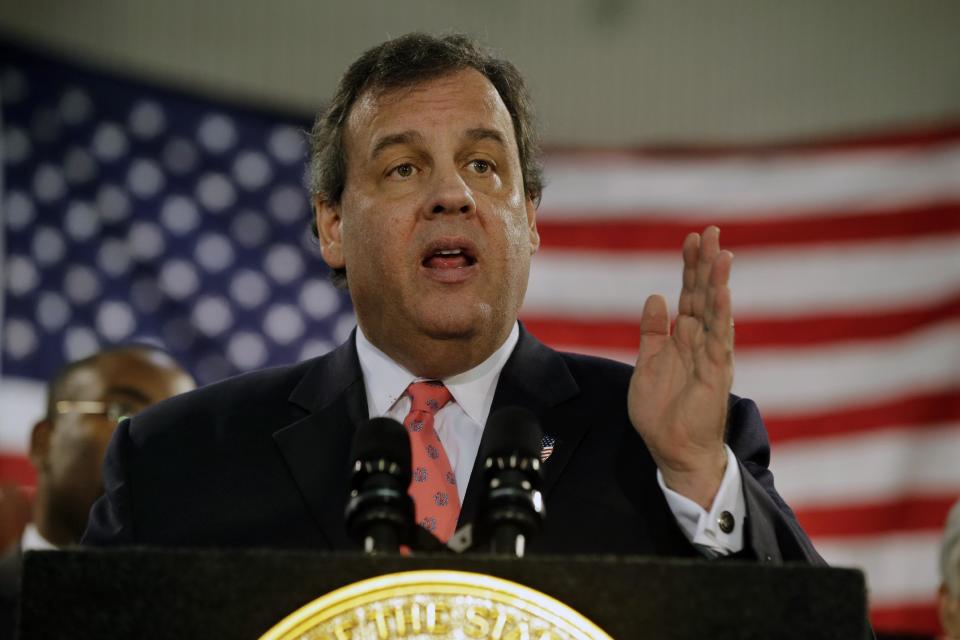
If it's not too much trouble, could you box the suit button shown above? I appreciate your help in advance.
[718,510,735,534]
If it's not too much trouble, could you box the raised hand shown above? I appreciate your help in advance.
[627,226,735,509]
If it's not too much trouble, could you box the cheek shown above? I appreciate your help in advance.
[497,206,534,257]
[343,218,393,277]
[482,184,530,243]
[341,196,382,252]
[50,425,113,476]
[504,187,525,211]
[341,196,407,265]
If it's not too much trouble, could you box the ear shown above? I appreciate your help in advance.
[29,420,53,472]
[314,196,345,269]
[525,197,540,255]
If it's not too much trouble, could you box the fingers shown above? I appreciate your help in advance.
[678,232,700,316]
[676,225,734,365]
[679,226,724,320]
[691,226,721,319]
[703,247,733,330]
[704,252,735,366]
[677,226,734,366]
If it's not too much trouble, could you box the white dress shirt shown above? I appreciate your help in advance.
[356,323,518,504]
[20,523,58,552]
[355,322,745,555]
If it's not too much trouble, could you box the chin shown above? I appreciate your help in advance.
[418,304,493,341]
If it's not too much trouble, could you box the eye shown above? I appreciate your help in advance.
[469,159,491,174]
[389,163,417,179]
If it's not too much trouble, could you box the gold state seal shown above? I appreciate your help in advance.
[259,570,613,640]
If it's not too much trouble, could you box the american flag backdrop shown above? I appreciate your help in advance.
[2,40,960,637]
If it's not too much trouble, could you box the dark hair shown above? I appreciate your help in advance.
[306,32,544,287]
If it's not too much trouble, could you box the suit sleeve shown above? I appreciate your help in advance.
[81,417,136,546]
[726,396,826,565]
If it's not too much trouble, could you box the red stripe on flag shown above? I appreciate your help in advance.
[870,602,941,636]
[537,202,960,252]
[0,453,36,487]
[796,494,957,539]
[522,291,960,351]
[764,388,960,444]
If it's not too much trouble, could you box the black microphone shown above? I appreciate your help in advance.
[477,407,545,557]
[344,417,414,553]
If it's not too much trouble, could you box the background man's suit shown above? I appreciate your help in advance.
[83,326,822,563]
[0,542,22,640]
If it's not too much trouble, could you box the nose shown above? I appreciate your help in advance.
[427,167,475,216]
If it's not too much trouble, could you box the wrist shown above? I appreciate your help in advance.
[658,449,727,510]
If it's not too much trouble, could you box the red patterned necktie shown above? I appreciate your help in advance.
[403,381,459,542]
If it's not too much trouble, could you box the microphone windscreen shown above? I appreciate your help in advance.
[350,417,411,478]
[482,407,543,459]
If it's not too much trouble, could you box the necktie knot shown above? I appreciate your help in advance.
[406,381,452,415]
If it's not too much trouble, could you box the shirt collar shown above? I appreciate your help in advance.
[355,322,520,426]
[21,522,58,552]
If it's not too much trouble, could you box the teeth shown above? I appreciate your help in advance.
[436,249,462,256]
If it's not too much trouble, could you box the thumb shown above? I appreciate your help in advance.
[638,294,670,365]
[640,294,670,337]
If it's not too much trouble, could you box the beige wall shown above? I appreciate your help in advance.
[0,0,958,145]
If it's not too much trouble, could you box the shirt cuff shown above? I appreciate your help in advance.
[656,445,745,557]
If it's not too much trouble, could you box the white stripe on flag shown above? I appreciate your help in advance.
[815,532,942,605]
[732,321,960,412]
[525,235,960,318]
[0,377,46,452]
[772,425,960,506]
[545,321,960,414]
[539,142,960,216]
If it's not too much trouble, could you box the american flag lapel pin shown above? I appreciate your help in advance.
[539,435,556,463]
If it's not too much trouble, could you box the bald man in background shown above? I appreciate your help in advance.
[0,346,194,638]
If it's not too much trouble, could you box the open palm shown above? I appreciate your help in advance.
[627,226,735,509]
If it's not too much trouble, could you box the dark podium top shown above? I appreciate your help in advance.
[17,549,868,639]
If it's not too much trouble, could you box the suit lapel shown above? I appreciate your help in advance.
[272,336,368,548]
[458,325,583,527]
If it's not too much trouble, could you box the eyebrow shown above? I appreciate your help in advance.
[370,130,424,159]
[465,128,508,147]
[369,127,509,160]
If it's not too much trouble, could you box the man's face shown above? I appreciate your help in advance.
[316,69,539,373]
[31,350,194,541]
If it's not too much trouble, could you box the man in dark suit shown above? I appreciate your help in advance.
[83,33,821,564]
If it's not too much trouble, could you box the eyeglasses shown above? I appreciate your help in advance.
[55,400,138,424]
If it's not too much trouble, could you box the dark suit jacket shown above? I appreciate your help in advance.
[0,542,22,640]
[82,327,822,563]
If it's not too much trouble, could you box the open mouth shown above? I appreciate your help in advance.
[421,240,478,270]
